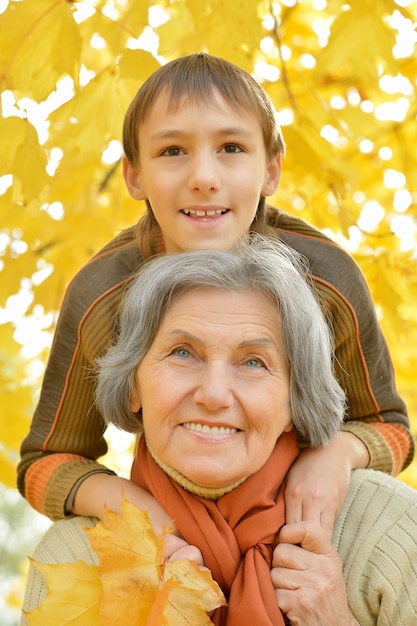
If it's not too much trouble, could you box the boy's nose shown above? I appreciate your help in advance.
[188,155,221,192]
[193,362,234,411]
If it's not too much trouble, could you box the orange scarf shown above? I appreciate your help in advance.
[131,430,299,625]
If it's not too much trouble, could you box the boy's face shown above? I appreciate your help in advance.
[124,89,281,252]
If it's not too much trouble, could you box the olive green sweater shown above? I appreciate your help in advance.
[17,209,414,520]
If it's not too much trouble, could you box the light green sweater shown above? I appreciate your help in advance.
[21,469,417,625]
[332,469,417,625]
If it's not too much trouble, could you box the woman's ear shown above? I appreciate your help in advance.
[261,154,282,197]
[123,156,147,201]
[129,385,142,414]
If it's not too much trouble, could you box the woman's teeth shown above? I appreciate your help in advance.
[183,422,237,435]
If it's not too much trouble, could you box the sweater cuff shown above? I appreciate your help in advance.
[43,460,116,521]
[342,421,393,474]
[64,470,117,515]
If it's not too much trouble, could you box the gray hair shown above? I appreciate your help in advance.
[95,236,345,446]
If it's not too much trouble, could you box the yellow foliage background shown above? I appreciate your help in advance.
[1,0,416,510]
[0,1,416,621]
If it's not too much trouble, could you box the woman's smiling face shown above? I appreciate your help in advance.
[130,287,293,488]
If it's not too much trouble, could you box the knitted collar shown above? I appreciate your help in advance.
[145,436,248,501]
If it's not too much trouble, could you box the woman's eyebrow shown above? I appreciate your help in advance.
[164,329,204,344]
[163,331,276,350]
[237,338,277,350]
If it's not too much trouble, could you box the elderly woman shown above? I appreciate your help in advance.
[22,238,417,625]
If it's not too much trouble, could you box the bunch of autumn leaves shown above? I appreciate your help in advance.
[25,498,226,625]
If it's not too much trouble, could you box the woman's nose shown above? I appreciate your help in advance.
[193,362,234,411]
[188,154,221,193]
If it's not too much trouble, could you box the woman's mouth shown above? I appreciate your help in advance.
[183,422,238,435]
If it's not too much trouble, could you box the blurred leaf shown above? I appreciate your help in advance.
[0,0,81,101]
[118,48,161,81]
[317,0,399,84]
[0,117,48,200]
[0,451,18,489]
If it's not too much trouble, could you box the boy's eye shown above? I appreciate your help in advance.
[161,146,183,156]
[221,144,243,154]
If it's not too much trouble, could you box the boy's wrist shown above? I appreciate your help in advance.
[335,431,370,470]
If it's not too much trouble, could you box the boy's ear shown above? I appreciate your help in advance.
[123,156,147,200]
[261,154,282,197]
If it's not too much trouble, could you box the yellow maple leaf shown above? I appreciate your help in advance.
[147,562,227,625]
[146,578,182,626]
[25,559,101,626]
[25,499,225,625]
[162,559,227,624]
[87,503,162,624]
[87,497,226,625]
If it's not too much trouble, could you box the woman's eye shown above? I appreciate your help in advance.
[221,144,243,154]
[172,347,192,358]
[244,357,265,368]
[161,146,183,156]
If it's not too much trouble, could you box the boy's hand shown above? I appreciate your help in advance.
[271,521,357,625]
[284,432,369,537]
[163,534,205,567]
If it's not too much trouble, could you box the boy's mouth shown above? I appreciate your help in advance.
[181,208,229,217]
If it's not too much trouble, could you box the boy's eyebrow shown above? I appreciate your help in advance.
[150,126,255,140]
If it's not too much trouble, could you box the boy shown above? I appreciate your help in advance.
[17,53,413,542]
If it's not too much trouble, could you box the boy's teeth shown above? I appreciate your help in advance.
[184,422,237,435]
[183,209,226,216]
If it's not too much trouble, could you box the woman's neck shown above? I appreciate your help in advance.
[145,437,247,500]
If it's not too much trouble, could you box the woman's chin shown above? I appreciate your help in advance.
[182,466,244,490]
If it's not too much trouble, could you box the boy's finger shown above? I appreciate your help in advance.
[277,520,332,554]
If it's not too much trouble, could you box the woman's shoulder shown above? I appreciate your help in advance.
[333,470,417,623]
[335,469,417,542]
[334,468,417,564]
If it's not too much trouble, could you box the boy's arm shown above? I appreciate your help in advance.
[283,256,412,533]
[273,211,414,535]
[326,261,413,475]
[72,474,205,566]
[72,473,176,536]
[16,228,160,521]
[275,213,414,475]
[284,432,369,536]
[17,278,120,519]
